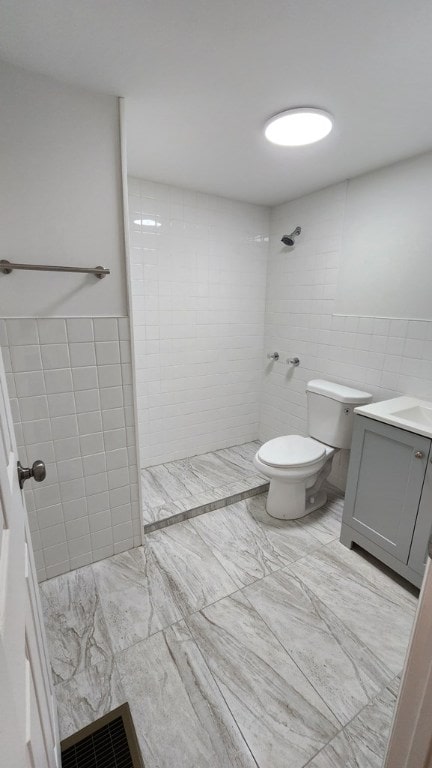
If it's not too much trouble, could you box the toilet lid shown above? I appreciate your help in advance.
[258,435,326,468]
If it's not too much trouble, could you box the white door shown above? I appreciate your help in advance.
[384,552,432,767]
[0,350,60,767]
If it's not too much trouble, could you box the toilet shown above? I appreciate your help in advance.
[254,379,372,520]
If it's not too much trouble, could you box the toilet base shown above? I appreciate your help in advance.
[305,489,327,515]
[266,484,328,520]
[266,478,306,520]
[264,456,334,520]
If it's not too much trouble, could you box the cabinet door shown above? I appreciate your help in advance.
[408,459,432,576]
[343,416,430,562]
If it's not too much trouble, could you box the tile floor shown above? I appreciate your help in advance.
[41,489,418,768]
[141,441,268,531]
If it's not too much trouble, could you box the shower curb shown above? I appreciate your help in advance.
[143,482,269,534]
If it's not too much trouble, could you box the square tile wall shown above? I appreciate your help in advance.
[1,317,140,581]
[261,181,432,488]
[128,177,270,466]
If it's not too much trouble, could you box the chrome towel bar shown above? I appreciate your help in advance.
[0,260,110,279]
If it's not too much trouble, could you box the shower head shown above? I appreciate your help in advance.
[281,226,301,247]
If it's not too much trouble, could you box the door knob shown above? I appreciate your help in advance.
[414,451,424,459]
[17,460,46,489]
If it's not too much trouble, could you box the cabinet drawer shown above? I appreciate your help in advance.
[343,416,431,562]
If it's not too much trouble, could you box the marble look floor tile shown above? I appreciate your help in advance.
[187,591,340,768]
[190,500,298,587]
[142,497,186,525]
[141,465,187,509]
[92,547,184,653]
[307,679,398,767]
[244,568,393,725]
[146,461,210,503]
[212,451,261,481]
[187,452,246,487]
[55,657,126,740]
[291,541,417,673]
[216,441,261,473]
[40,566,112,684]
[116,620,256,768]
[141,441,266,527]
[243,494,324,562]
[93,523,236,652]
[295,487,344,544]
[385,675,400,697]
[325,539,418,609]
[144,521,237,615]
[161,457,216,495]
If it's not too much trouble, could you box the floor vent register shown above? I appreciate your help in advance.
[61,703,143,768]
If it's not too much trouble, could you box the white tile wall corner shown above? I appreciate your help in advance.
[0,317,140,582]
[260,181,432,489]
[128,177,270,466]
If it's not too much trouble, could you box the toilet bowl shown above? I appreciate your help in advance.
[256,379,372,520]
[254,435,336,519]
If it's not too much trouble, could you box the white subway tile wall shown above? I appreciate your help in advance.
[261,181,432,487]
[128,178,270,466]
[1,317,140,581]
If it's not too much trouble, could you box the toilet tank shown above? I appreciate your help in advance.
[306,379,372,448]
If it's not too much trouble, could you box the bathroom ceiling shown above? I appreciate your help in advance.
[1,0,432,205]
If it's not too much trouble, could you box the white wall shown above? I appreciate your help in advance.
[336,152,432,319]
[128,178,269,466]
[0,63,139,581]
[0,61,127,317]
[261,154,432,488]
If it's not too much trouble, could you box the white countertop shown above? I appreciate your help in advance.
[354,396,432,438]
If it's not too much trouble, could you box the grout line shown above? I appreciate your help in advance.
[300,672,402,768]
[43,489,402,767]
[237,587,347,732]
[243,559,397,720]
[172,617,261,768]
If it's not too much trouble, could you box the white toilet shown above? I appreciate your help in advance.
[254,379,372,520]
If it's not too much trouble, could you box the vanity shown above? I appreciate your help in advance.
[341,396,432,587]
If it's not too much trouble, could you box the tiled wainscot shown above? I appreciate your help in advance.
[0,317,140,580]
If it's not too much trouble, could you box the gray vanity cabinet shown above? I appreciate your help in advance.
[341,415,432,587]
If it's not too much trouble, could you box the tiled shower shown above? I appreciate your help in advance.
[128,177,269,466]
[129,160,432,499]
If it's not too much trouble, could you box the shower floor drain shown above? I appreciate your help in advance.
[61,703,143,768]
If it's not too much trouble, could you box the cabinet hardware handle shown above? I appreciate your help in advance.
[414,451,424,459]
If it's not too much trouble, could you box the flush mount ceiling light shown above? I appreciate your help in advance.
[264,108,333,147]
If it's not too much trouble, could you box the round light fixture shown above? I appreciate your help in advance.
[264,108,333,147]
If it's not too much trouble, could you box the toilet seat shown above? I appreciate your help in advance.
[257,435,326,469]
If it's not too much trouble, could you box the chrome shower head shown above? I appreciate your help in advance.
[281,226,301,247]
